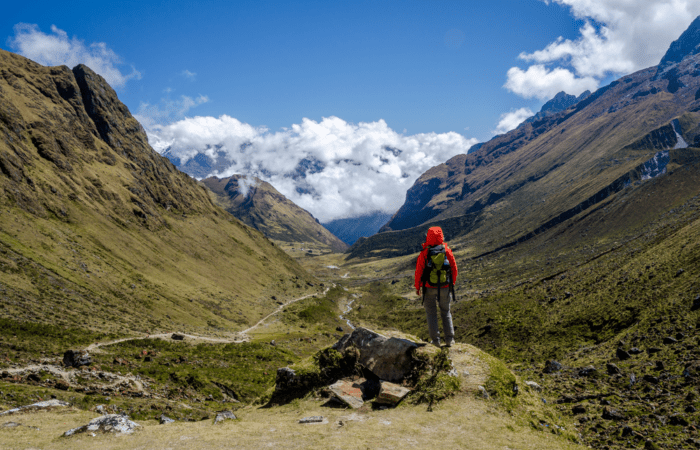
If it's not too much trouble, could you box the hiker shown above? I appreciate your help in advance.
[414,226,457,347]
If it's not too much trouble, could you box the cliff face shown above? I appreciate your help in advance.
[202,175,348,252]
[0,49,312,333]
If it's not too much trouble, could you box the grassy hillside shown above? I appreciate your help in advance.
[0,49,315,336]
[202,175,347,253]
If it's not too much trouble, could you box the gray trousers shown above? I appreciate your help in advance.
[423,287,454,342]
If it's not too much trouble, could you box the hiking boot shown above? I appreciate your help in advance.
[445,338,455,347]
[430,339,440,347]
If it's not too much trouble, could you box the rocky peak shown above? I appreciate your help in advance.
[524,90,591,125]
[656,15,700,77]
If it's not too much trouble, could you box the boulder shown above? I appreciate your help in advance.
[616,348,631,360]
[298,416,325,424]
[543,360,562,373]
[572,404,586,415]
[214,410,236,424]
[171,333,185,341]
[602,406,625,421]
[663,336,678,345]
[333,327,417,381]
[159,415,175,424]
[275,367,302,392]
[606,363,622,375]
[64,414,140,436]
[0,399,70,416]
[375,381,411,405]
[525,381,542,392]
[578,366,597,377]
[63,350,91,367]
[328,379,364,409]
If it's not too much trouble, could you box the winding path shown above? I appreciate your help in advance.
[85,286,331,352]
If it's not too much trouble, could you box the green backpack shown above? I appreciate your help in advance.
[423,245,451,286]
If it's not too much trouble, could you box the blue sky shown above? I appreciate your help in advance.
[3,1,700,221]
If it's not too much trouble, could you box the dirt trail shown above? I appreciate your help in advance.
[82,287,331,352]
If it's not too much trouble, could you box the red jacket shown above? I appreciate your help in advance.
[414,226,457,292]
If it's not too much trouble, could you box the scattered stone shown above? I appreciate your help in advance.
[55,380,70,390]
[298,416,325,424]
[572,404,586,415]
[159,415,175,424]
[214,410,236,424]
[669,414,689,426]
[655,361,665,371]
[602,406,625,421]
[2,422,20,427]
[606,363,622,375]
[663,336,678,345]
[543,360,562,373]
[621,425,633,437]
[269,340,276,346]
[64,414,140,436]
[684,361,700,378]
[0,399,70,416]
[376,381,411,405]
[332,327,418,381]
[63,350,91,367]
[616,348,631,360]
[95,405,106,414]
[336,326,344,332]
[686,405,697,413]
[629,347,642,355]
[647,347,662,354]
[675,269,685,277]
[477,385,490,399]
[328,379,364,409]
[525,381,542,391]
[578,366,597,377]
[171,334,185,341]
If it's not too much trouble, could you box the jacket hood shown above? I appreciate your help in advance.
[423,226,444,248]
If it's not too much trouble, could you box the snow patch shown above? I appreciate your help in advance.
[672,119,688,149]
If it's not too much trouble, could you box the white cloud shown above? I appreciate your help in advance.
[144,115,478,222]
[504,65,599,100]
[181,69,196,80]
[506,1,700,99]
[494,108,535,135]
[7,23,140,88]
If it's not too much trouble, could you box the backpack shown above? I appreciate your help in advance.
[422,245,451,287]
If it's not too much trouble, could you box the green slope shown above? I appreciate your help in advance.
[0,49,315,335]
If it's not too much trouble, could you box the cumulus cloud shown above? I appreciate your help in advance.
[134,94,209,129]
[494,108,535,135]
[144,115,478,222]
[506,1,700,99]
[7,23,140,87]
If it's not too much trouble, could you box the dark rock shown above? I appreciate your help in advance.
[606,363,622,375]
[692,295,700,311]
[602,406,625,421]
[55,380,70,390]
[686,405,697,413]
[332,327,417,381]
[669,414,689,426]
[647,347,662,354]
[643,375,660,384]
[644,440,660,450]
[599,398,611,406]
[275,367,301,392]
[655,361,665,371]
[629,347,642,355]
[621,425,634,437]
[676,332,685,340]
[214,410,236,424]
[683,361,700,378]
[543,360,562,373]
[171,333,185,341]
[578,366,597,377]
[63,350,91,367]
[675,269,685,277]
[572,404,587,415]
[663,336,678,345]
[616,348,631,360]
[336,326,344,332]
